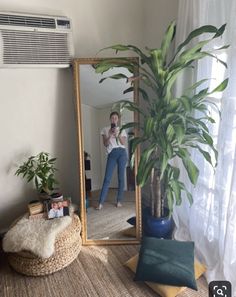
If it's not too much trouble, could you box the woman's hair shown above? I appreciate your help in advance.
[109,111,120,118]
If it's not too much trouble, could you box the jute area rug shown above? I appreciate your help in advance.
[0,244,208,297]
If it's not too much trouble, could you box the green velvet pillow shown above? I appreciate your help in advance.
[134,237,197,290]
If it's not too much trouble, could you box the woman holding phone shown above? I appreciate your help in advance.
[96,111,128,210]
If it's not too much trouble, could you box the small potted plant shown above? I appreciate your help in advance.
[15,152,59,200]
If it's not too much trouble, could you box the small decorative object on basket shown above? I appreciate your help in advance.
[50,192,63,201]
[46,198,71,219]
[28,200,44,215]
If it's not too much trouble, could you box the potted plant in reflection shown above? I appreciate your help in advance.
[15,152,59,200]
[94,21,228,238]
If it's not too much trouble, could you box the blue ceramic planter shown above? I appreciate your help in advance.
[143,208,174,239]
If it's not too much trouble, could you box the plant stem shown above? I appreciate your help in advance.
[155,172,162,218]
[150,168,155,217]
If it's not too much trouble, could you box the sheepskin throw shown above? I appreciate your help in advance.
[3,215,72,259]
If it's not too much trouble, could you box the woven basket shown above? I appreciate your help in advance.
[8,214,82,276]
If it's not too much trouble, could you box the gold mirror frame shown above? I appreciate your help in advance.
[73,57,141,245]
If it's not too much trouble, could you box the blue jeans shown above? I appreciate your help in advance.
[99,148,128,204]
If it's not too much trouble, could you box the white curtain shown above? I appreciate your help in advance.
[174,0,236,294]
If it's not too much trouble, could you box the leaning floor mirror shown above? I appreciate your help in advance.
[73,58,141,245]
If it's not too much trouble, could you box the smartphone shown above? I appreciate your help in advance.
[111,123,116,130]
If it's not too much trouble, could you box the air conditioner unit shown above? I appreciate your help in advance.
[0,11,74,68]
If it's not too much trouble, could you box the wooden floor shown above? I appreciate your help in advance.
[87,201,135,239]
[0,243,208,297]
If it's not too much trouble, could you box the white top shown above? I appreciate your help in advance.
[101,126,127,154]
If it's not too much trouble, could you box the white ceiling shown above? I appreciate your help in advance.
[80,64,133,108]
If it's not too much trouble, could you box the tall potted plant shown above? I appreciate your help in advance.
[94,21,228,237]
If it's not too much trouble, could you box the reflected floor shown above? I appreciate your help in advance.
[87,189,136,240]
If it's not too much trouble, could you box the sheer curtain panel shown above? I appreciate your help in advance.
[174,0,236,294]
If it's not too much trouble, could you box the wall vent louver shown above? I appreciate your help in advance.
[0,14,56,29]
[0,12,74,68]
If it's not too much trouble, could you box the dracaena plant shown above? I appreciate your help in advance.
[15,152,58,194]
[94,21,228,218]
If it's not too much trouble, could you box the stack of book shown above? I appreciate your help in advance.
[28,201,44,219]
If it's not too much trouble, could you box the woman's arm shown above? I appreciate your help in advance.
[117,134,126,145]
[102,134,111,147]
[102,129,126,146]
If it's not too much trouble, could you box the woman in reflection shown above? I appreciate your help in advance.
[96,111,128,210]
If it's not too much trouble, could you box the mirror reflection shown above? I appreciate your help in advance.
[80,63,137,240]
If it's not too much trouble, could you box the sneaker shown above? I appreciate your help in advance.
[116,202,122,208]
[95,204,103,210]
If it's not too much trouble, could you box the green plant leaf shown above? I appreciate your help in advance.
[172,166,180,179]
[27,174,34,182]
[184,78,210,95]
[169,179,182,205]
[136,144,157,185]
[94,59,134,74]
[150,48,164,78]
[187,191,193,205]
[166,124,175,142]
[34,177,39,191]
[130,153,135,169]
[214,44,230,51]
[202,130,213,146]
[161,21,176,63]
[160,153,168,179]
[120,122,139,132]
[98,44,152,70]
[123,87,134,94]
[99,73,128,83]
[137,159,156,187]
[179,181,193,205]
[102,44,130,52]
[202,52,228,68]
[175,25,221,57]
[205,100,221,117]
[175,125,185,144]
[166,188,174,214]
[213,23,226,38]
[211,78,229,93]
[194,145,213,166]
[144,117,155,137]
[177,39,211,64]
[49,158,57,163]
[139,87,149,102]
[180,96,192,112]
[126,45,152,68]
[118,99,145,116]
[166,143,173,158]
[177,148,199,185]
[129,136,146,154]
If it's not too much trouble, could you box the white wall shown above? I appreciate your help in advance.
[0,0,178,231]
[143,0,179,48]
